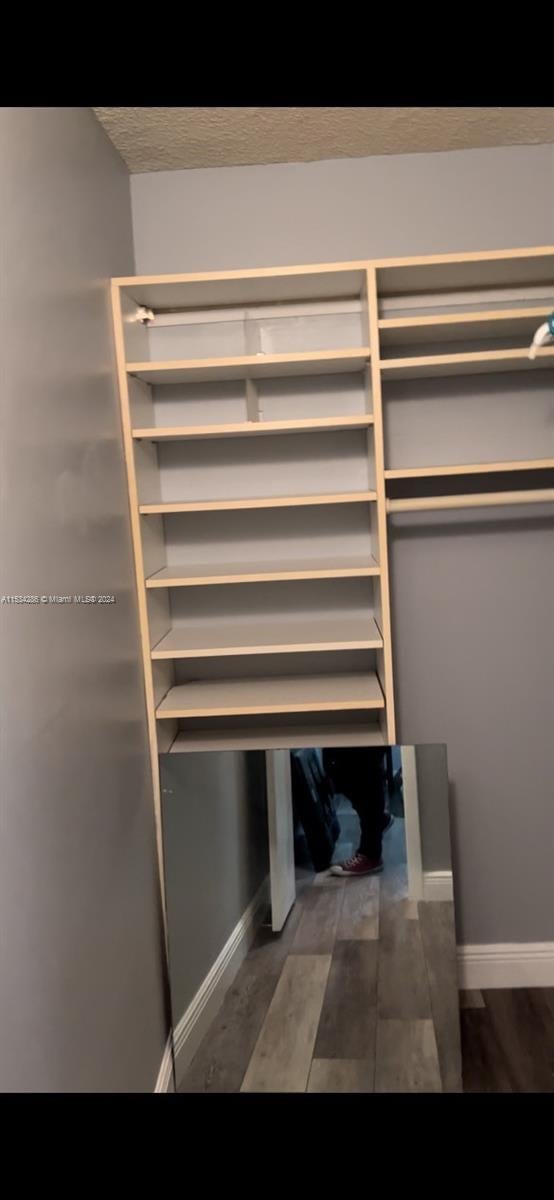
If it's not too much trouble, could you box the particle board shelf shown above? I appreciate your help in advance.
[115,262,369,309]
[145,554,381,589]
[150,616,383,661]
[168,723,386,752]
[384,459,554,480]
[156,671,385,720]
[375,246,554,295]
[126,348,370,385]
[139,490,377,515]
[380,346,554,381]
[132,414,374,441]
[378,306,551,347]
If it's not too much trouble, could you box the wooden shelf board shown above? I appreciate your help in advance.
[133,414,374,441]
[146,554,380,589]
[156,671,385,719]
[375,247,554,295]
[380,347,554,380]
[378,306,551,347]
[114,263,369,309]
[168,722,386,752]
[150,616,383,660]
[127,348,370,384]
[384,459,554,480]
[139,491,377,515]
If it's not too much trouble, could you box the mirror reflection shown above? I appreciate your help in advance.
[160,742,461,1093]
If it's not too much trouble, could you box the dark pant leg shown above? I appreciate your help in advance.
[346,749,386,860]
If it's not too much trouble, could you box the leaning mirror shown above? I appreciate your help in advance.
[160,742,461,1093]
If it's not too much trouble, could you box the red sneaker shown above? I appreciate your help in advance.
[330,852,383,877]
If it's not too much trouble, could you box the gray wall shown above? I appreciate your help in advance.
[132,144,554,945]
[0,108,169,1091]
[160,752,269,1020]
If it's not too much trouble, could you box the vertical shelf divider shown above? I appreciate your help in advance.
[110,283,170,943]
[364,267,397,741]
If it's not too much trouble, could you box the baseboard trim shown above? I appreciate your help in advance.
[173,876,270,1087]
[154,1035,175,1093]
[422,870,454,902]
[457,942,554,989]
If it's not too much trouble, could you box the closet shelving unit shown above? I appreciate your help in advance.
[111,246,554,869]
[111,264,396,842]
[371,247,554,514]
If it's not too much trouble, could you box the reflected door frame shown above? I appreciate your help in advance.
[400,746,424,901]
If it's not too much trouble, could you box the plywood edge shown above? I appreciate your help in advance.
[111,260,373,289]
[384,459,554,479]
[378,304,551,330]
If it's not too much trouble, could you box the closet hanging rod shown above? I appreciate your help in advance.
[386,488,554,514]
[133,298,361,327]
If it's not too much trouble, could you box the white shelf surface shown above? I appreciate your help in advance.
[127,348,370,384]
[376,248,554,296]
[116,263,368,309]
[146,554,381,589]
[133,414,374,441]
[140,491,377,515]
[150,616,383,660]
[156,671,385,719]
[378,306,551,347]
[380,346,554,381]
[384,459,554,480]
[168,722,386,752]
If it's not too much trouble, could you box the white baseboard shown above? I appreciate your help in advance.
[154,1035,175,1093]
[457,943,554,989]
[422,870,454,902]
[173,876,270,1087]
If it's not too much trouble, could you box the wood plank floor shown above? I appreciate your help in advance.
[179,817,464,1093]
[461,988,554,1092]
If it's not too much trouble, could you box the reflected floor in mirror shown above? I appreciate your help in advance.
[178,802,461,1094]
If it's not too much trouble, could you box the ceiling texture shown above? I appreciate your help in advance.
[93,107,554,174]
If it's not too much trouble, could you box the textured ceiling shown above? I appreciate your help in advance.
[93,107,554,173]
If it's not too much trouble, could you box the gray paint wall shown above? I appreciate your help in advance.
[0,108,168,1091]
[160,752,269,1020]
[131,144,554,944]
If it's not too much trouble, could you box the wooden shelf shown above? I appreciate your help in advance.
[378,306,551,347]
[156,671,385,719]
[139,491,377,515]
[127,348,370,385]
[146,554,380,589]
[380,346,554,381]
[115,263,368,309]
[133,414,374,441]
[168,723,386,752]
[384,459,554,480]
[150,616,383,660]
[375,247,554,295]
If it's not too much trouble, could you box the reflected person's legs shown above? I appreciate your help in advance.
[324,749,387,876]
[348,749,386,861]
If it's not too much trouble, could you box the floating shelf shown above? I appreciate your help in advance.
[384,459,554,480]
[156,670,385,719]
[127,348,370,385]
[133,414,374,441]
[139,490,377,515]
[380,346,554,381]
[150,616,383,660]
[145,554,381,589]
[378,306,551,347]
[168,722,386,752]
